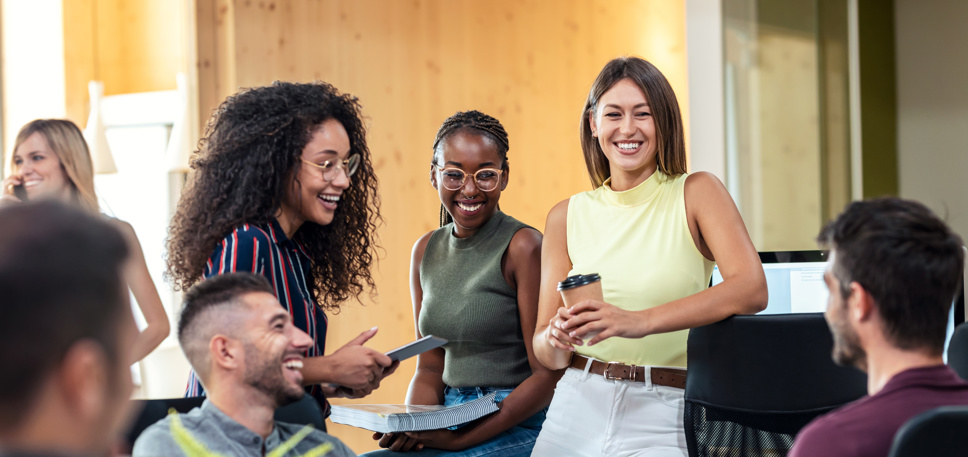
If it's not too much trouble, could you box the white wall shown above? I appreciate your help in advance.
[895,0,968,242]
[685,0,726,181]
[97,90,191,398]
[1,0,66,157]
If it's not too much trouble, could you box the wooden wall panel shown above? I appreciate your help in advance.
[197,0,687,451]
[63,0,96,126]
[62,0,187,125]
[95,0,185,95]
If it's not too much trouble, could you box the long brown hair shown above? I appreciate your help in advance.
[11,119,98,212]
[579,57,687,188]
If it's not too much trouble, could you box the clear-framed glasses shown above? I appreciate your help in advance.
[434,165,504,192]
[301,154,360,181]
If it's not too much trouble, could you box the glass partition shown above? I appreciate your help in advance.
[723,0,851,250]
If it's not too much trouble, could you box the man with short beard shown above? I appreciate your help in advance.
[789,198,968,457]
[133,273,354,457]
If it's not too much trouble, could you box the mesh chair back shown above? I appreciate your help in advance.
[125,396,205,448]
[685,314,868,457]
[947,323,968,381]
[888,406,968,457]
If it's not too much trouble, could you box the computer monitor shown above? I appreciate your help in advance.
[710,250,965,359]
[711,251,829,314]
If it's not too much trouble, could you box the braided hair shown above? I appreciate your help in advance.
[431,110,509,226]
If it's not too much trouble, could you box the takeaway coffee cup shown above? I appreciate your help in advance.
[557,273,603,308]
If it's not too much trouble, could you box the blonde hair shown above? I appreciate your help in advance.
[11,119,98,212]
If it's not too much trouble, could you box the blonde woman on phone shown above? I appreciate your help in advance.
[2,119,170,362]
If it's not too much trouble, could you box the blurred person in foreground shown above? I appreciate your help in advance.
[133,272,354,457]
[0,201,137,457]
[789,198,968,457]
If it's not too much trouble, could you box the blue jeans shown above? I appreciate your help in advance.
[360,386,546,457]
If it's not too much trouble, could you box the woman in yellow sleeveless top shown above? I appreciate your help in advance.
[531,57,768,456]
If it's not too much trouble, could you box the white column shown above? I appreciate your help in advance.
[685,0,726,182]
[1,0,67,158]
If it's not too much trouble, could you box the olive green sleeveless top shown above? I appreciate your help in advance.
[418,211,534,387]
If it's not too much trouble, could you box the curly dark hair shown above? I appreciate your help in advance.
[166,81,380,311]
[431,110,509,226]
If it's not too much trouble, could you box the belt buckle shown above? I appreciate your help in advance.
[604,361,636,381]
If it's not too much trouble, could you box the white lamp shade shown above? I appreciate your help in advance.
[84,80,117,174]
[166,73,193,173]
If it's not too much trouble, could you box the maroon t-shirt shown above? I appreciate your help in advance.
[789,365,968,457]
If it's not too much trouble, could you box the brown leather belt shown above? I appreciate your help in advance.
[568,354,687,389]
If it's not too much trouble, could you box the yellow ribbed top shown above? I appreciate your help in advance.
[567,171,714,367]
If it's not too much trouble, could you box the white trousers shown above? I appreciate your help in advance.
[530,364,687,457]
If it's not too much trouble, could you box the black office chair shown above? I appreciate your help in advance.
[124,394,325,448]
[125,396,205,448]
[275,393,327,431]
[947,323,968,381]
[887,406,968,457]
[684,314,869,457]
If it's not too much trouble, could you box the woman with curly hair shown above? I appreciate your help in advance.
[166,81,395,416]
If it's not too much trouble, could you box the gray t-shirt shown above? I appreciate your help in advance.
[132,400,354,457]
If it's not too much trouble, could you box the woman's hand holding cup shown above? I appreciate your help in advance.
[552,273,605,346]
[546,305,583,350]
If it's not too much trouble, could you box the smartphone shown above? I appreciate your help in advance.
[13,184,27,201]
[385,335,448,362]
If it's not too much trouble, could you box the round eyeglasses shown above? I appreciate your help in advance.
[301,154,360,181]
[434,165,504,192]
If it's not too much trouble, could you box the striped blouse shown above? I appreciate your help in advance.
[185,218,330,415]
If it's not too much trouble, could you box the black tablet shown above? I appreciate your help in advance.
[386,335,448,362]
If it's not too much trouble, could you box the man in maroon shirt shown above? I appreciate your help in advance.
[789,198,968,457]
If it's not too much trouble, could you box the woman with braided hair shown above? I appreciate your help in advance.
[366,111,562,456]
[166,81,397,418]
